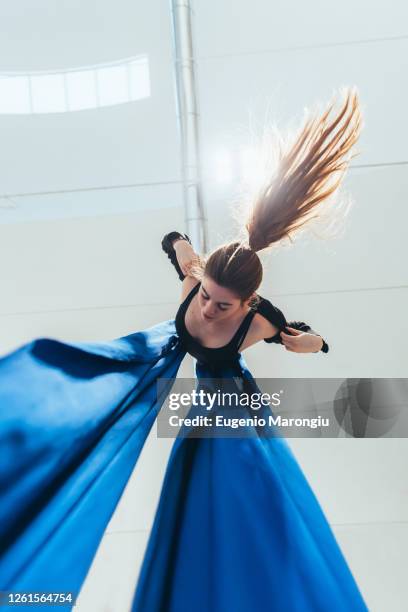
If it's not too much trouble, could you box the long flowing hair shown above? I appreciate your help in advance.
[196,89,363,301]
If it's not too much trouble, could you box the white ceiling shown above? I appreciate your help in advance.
[0,0,165,70]
[193,0,408,57]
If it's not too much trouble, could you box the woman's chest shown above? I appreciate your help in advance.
[184,299,243,349]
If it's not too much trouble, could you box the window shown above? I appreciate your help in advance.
[0,56,150,114]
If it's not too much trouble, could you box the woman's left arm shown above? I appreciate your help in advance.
[256,298,329,354]
[280,325,327,353]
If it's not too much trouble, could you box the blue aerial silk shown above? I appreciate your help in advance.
[0,321,368,611]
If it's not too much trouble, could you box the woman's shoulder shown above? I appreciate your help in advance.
[254,296,287,328]
[247,295,287,343]
[180,277,200,302]
[248,311,279,342]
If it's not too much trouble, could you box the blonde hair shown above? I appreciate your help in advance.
[198,89,362,300]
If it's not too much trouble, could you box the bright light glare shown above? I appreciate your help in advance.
[214,150,234,183]
[212,146,267,187]
[239,146,265,188]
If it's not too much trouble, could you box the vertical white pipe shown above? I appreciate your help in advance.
[170,0,208,253]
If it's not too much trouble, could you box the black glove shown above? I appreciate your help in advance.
[161,231,193,281]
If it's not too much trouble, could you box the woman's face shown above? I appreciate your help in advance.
[198,276,249,323]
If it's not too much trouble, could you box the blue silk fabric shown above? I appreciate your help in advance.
[0,321,368,611]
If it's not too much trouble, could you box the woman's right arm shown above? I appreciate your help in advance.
[161,231,201,301]
[174,240,201,300]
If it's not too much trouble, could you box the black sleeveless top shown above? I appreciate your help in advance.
[175,282,288,367]
[163,232,329,359]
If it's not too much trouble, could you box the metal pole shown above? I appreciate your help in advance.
[170,0,208,253]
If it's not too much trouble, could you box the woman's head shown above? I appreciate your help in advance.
[196,243,262,322]
[197,274,254,323]
[204,242,262,302]
[189,242,262,322]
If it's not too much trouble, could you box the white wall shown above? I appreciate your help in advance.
[192,2,408,611]
[0,3,194,611]
[0,1,406,611]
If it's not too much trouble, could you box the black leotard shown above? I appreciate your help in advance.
[175,282,256,367]
[175,281,310,367]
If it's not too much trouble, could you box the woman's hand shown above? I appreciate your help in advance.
[174,239,201,277]
[280,327,324,353]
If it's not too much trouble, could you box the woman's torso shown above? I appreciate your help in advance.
[175,282,263,367]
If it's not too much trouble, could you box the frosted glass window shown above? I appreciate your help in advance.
[128,58,150,100]
[0,56,150,114]
[31,73,66,114]
[96,64,128,106]
[65,69,97,111]
[0,76,30,114]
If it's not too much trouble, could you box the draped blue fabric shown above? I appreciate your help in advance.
[132,360,368,612]
[0,322,368,611]
[0,321,184,611]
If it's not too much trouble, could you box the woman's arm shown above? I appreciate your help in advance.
[173,239,199,277]
[161,231,193,280]
[280,327,325,353]
[161,231,201,301]
[255,297,329,354]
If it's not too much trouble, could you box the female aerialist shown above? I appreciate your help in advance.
[0,89,368,612]
[131,89,368,612]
